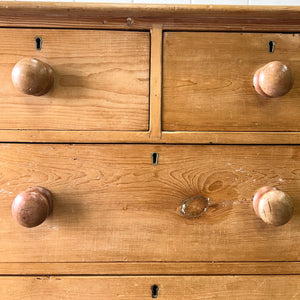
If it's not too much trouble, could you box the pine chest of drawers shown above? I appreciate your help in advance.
[0,2,299,299]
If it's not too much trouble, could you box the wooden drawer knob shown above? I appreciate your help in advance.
[253,186,294,226]
[253,61,293,98]
[12,58,54,96]
[12,186,53,227]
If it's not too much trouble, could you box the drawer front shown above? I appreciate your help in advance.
[0,144,299,262]
[0,29,149,131]
[0,275,299,299]
[163,32,300,132]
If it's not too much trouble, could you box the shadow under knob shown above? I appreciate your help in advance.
[12,58,54,96]
[12,186,53,227]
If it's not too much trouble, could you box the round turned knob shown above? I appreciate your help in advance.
[12,58,54,96]
[253,61,293,98]
[12,186,53,227]
[253,186,294,226]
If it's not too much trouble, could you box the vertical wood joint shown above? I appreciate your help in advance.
[149,24,163,140]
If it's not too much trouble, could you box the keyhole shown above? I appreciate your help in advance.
[151,284,159,298]
[152,152,159,165]
[268,41,275,53]
[35,37,42,50]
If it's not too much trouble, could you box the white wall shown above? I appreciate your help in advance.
[1,0,300,6]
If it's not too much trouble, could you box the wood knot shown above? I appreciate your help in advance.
[178,195,209,218]
[126,17,134,26]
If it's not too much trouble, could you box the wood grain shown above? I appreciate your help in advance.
[2,130,300,144]
[0,3,300,32]
[163,32,300,132]
[149,25,162,139]
[160,131,300,145]
[0,28,149,130]
[0,144,299,263]
[0,275,299,299]
[0,262,300,275]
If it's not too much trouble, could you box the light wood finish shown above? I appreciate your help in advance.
[253,186,294,226]
[0,275,299,299]
[253,61,293,98]
[0,28,149,131]
[12,58,54,96]
[161,131,300,145]
[4,130,300,144]
[1,262,300,275]
[1,3,300,32]
[163,32,300,132]
[149,25,162,139]
[0,130,152,143]
[0,5,299,296]
[0,144,299,262]
[12,186,53,228]
[0,6,299,142]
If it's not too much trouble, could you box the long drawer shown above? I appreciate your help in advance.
[0,29,149,131]
[0,276,299,299]
[0,144,299,263]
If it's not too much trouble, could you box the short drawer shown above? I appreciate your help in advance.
[0,144,299,263]
[0,275,299,299]
[0,29,149,131]
[163,32,300,132]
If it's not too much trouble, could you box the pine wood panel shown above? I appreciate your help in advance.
[163,32,300,132]
[3,130,300,144]
[0,275,299,299]
[149,25,162,139]
[0,144,299,263]
[1,3,300,32]
[161,131,300,145]
[0,28,149,131]
[0,262,300,275]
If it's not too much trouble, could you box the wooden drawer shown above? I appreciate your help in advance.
[0,29,149,131]
[0,144,299,263]
[163,32,300,132]
[1,275,299,299]
[0,4,300,299]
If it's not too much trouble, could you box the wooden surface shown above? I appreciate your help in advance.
[0,9,299,142]
[0,144,299,263]
[0,275,299,299]
[160,131,300,145]
[0,3,300,32]
[0,262,300,275]
[0,28,149,131]
[149,25,162,139]
[163,32,300,132]
[4,130,300,144]
[0,5,299,295]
